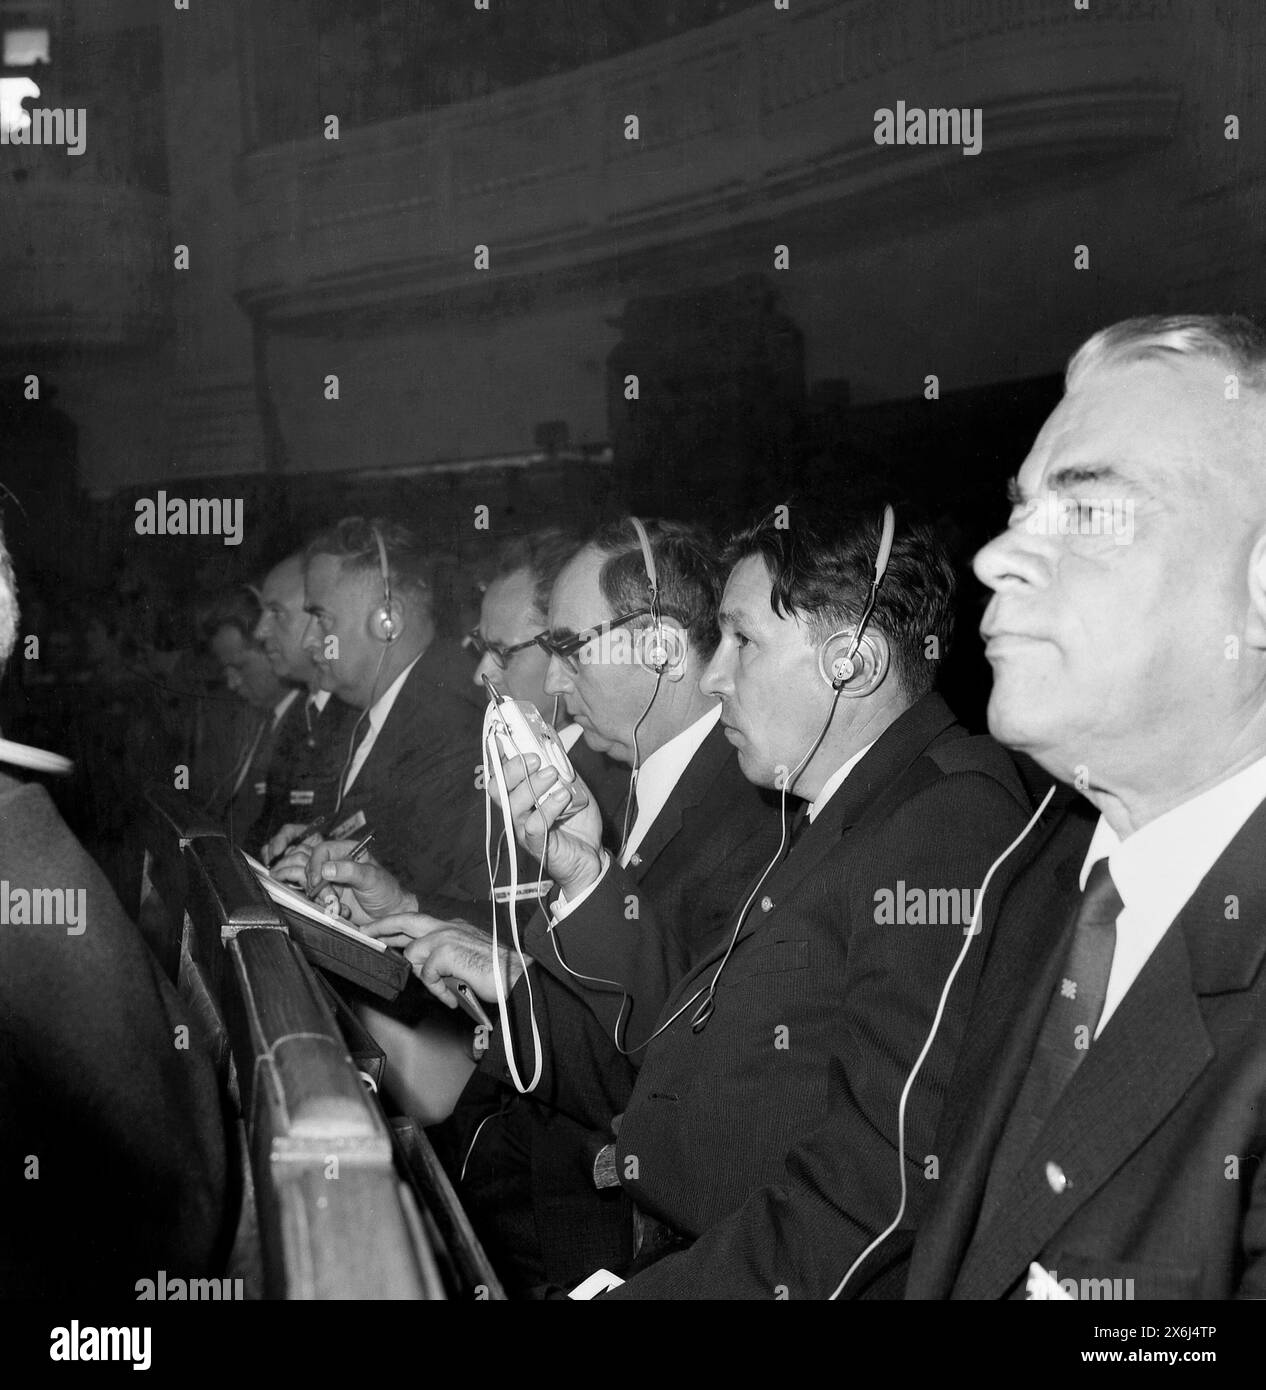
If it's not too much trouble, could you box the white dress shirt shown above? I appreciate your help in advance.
[553,703,722,920]
[272,687,301,729]
[1079,752,1266,1036]
[619,703,721,867]
[342,656,420,793]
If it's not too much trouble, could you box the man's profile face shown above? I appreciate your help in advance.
[701,554,833,791]
[974,356,1255,787]
[255,557,316,683]
[543,546,657,764]
[301,554,385,709]
[211,624,282,710]
[473,569,554,721]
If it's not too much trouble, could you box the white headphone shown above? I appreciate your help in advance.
[817,504,897,690]
[628,516,670,673]
[369,525,398,644]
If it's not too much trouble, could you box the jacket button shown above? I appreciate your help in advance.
[1045,1161,1068,1194]
[760,895,774,912]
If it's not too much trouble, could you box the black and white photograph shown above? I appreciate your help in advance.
[0,0,1263,1358]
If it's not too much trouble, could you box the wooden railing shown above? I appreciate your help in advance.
[139,784,504,1300]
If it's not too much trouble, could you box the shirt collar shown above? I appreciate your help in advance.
[619,703,722,866]
[808,740,877,822]
[272,687,301,727]
[1079,751,1266,919]
[367,656,421,733]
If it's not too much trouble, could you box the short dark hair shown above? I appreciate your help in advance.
[489,528,581,624]
[726,501,956,699]
[198,587,263,648]
[304,517,434,616]
[588,518,725,659]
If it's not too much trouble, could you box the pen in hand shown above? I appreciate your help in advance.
[307,830,376,908]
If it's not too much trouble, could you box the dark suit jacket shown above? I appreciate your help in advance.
[905,793,1266,1301]
[513,694,1032,1270]
[450,720,786,1289]
[249,689,359,850]
[211,705,276,846]
[0,771,233,1297]
[569,735,629,846]
[337,638,488,910]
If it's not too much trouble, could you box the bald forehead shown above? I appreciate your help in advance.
[482,568,540,640]
[549,545,610,630]
[1024,357,1266,507]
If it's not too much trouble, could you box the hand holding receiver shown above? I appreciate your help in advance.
[489,750,605,900]
[362,914,527,1009]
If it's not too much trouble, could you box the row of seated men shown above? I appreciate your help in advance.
[5,312,1266,1300]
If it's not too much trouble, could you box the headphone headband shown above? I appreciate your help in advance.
[372,525,392,612]
[628,516,668,673]
[821,503,897,690]
[370,524,397,642]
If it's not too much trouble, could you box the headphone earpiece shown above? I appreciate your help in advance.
[831,653,856,688]
[819,632,862,690]
[643,631,670,672]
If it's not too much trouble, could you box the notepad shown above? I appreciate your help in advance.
[244,854,411,999]
[245,853,388,950]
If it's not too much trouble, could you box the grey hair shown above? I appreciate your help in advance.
[1066,314,1266,394]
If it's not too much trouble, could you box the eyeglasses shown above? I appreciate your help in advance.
[464,627,544,668]
[535,608,654,673]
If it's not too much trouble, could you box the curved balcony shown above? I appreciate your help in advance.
[236,0,1189,329]
[0,179,169,351]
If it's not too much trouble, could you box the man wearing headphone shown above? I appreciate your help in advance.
[362,517,786,1292]
[394,501,1034,1295]
[268,516,487,911]
[249,550,359,851]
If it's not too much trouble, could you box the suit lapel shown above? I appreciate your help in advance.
[688,694,964,969]
[908,809,1089,1295]
[631,721,730,878]
[950,794,1266,1299]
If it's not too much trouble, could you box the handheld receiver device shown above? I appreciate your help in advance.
[482,675,581,810]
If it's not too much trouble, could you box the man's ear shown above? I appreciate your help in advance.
[1246,535,1266,650]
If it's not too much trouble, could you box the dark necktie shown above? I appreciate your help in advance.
[788,799,811,849]
[977,858,1122,1229]
[618,777,640,861]
[303,694,318,749]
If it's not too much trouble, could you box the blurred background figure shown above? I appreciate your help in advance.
[200,587,291,844]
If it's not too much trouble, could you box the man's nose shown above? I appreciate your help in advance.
[699,645,733,699]
[300,615,320,653]
[972,521,1049,595]
[252,614,270,645]
[542,655,572,697]
[474,652,500,691]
